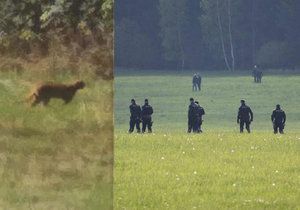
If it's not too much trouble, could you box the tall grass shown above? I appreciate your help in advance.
[115,132,300,209]
[114,71,300,209]
[0,71,113,209]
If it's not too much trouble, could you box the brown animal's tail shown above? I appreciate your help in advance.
[12,93,35,105]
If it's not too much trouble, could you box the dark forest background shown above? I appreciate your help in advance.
[115,0,300,71]
[0,0,113,78]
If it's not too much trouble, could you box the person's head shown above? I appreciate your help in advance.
[254,65,257,69]
[190,97,194,103]
[240,99,245,105]
[131,99,136,105]
[276,104,281,110]
[144,98,149,105]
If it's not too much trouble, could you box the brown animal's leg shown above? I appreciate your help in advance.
[42,98,50,106]
[31,100,37,107]
[63,98,70,104]
[31,94,40,107]
[64,96,73,104]
[31,98,41,107]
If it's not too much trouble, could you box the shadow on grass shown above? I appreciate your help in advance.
[11,127,44,138]
[0,125,45,138]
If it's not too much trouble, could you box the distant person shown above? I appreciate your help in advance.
[271,104,286,134]
[141,99,153,133]
[257,71,263,83]
[196,73,202,91]
[192,74,198,91]
[237,99,253,133]
[252,65,258,83]
[195,101,205,133]
[188,97,197,133]
[129,99,141,133]
[252,65,263,83]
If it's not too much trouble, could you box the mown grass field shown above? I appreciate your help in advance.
[114,70,300,209]
[0,71,113,209]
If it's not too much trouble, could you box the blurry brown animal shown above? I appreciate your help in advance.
[30,80,85,106]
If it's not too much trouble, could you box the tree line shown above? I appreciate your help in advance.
[0,0,113,77]
[116,0,300,71]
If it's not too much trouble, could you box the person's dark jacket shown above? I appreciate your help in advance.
[188,102,197,120]
[196,105,205,120]
[237,105,253,122]
[141,104,153,119]
[130,104,141,119]
[271,109,286,124]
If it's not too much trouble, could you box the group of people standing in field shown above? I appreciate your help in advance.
[188,99,286,134]
[128,98,286,134]
[187,98,205,133]
[193,65,263,91]
[128,65,287,134]
[128,99,153,133]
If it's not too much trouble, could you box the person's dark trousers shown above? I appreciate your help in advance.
[273,122,284,134]
[129,118,140,133]
[193,118,202,133]
[198,121,203,133]
[188,118,195,133]
[240,120,250,133]
[197,83,201,91]
[142,117,152,133]
[192,120,198,133]
[188,123,192,133]
[192,84,197,91]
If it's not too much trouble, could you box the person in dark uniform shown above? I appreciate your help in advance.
[129,99,141,133]
[252,65,263,83]
[257,71,263,83]
[196,74,202,91]
[252,65,258,83]
[195,101,205,133]
[237,100,253,133]
[192,74,198,91]
[141,99,153,133]
[271,104,286,134]
[188,98,197,133]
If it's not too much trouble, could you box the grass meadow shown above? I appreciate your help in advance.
[114,70,300,209]
[0,71,113,209]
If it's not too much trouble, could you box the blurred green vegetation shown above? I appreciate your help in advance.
[115,71,300,132]
[0,71,113,209]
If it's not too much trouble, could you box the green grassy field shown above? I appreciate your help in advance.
[114,71,300,209]
[0,71,113,209]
